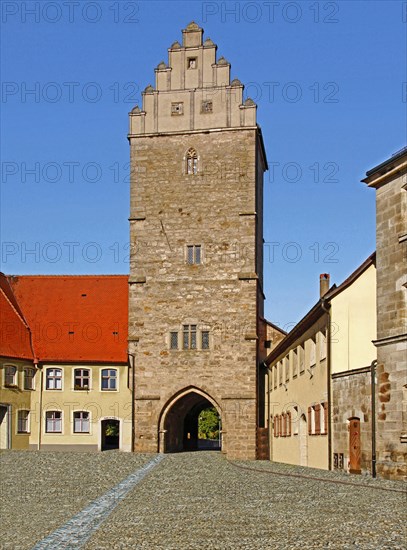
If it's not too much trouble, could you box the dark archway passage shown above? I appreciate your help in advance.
[101,419,120,451]
[163,391,221,453]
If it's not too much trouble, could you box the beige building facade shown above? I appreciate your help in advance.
[330,256,377,475]
[128,22,270,460]
[265,257,378,473]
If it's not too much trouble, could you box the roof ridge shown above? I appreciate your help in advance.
[7,274,129,278]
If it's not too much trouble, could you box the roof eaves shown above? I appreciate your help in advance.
[265,299,328,366]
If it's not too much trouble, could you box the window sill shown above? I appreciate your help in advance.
[101,389,117,392]
[4,384,18,389]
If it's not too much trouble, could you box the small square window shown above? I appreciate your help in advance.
[187,57,197,69]
[171,102,184,115]
[201,100,213,113]
[187,245,201,265]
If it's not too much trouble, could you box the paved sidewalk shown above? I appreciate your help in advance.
[0,451,405,549]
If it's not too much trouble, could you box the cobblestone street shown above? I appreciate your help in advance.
[0,451,405,550]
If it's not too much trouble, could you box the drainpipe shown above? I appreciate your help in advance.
[37,362,43,451]
[321,298,332,470]
[127,352,136,453]
[371,359,377,478]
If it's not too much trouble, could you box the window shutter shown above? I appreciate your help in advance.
[287,412,292,437]
[323,402,328,435]
[315,404,321,435]
[308,406,312,435]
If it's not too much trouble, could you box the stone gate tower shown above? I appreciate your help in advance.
[128,22,268,460]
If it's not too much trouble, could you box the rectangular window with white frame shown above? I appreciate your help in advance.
[319,330,327,361]
[309,337,316,368]
[46,368,62,390]
[292,406,299,436]
[5,365,17,387]
[74,369,90,390]
[17,410,30,433]
[285,355,290,382]
[24,368,35,390]
[46,411,62,433]
[73,411,90,433]
[299,344,305,374]
[101,369,117,391]
[292,349,298,378]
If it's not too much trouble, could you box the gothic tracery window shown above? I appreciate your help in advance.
[186,148,198,175]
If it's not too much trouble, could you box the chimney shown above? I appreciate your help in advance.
[320,273,330,297]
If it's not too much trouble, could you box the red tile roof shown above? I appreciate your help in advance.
[7,275,128,364]
[0,274,33,360]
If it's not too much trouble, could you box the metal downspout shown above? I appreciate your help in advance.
[321,299,332,470]
[371,359,378,478]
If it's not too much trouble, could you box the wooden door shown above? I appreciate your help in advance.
[349,418,361,474]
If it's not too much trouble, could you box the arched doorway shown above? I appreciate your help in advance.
[101,419,120,451]
[159,388,221,453]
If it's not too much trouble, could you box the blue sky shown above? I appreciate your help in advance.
[1,0,406,329]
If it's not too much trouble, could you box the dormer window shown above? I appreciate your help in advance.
[186,148,198,175]
[188,57,197,69]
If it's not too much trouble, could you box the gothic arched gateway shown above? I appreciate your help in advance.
[158,388,221,453]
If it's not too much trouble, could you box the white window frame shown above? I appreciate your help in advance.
[100,369,118,391]
[319,330,327,361]
[73,368,91,391]
[24,367,35,390]
[45,410,63,433]
[45,368,63,390]
[292,349,298,378]
[285,355,290,383]
[4,365,17,387]
[73,410,91,434]
[309,337,316,368]
[17,410,30,434]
